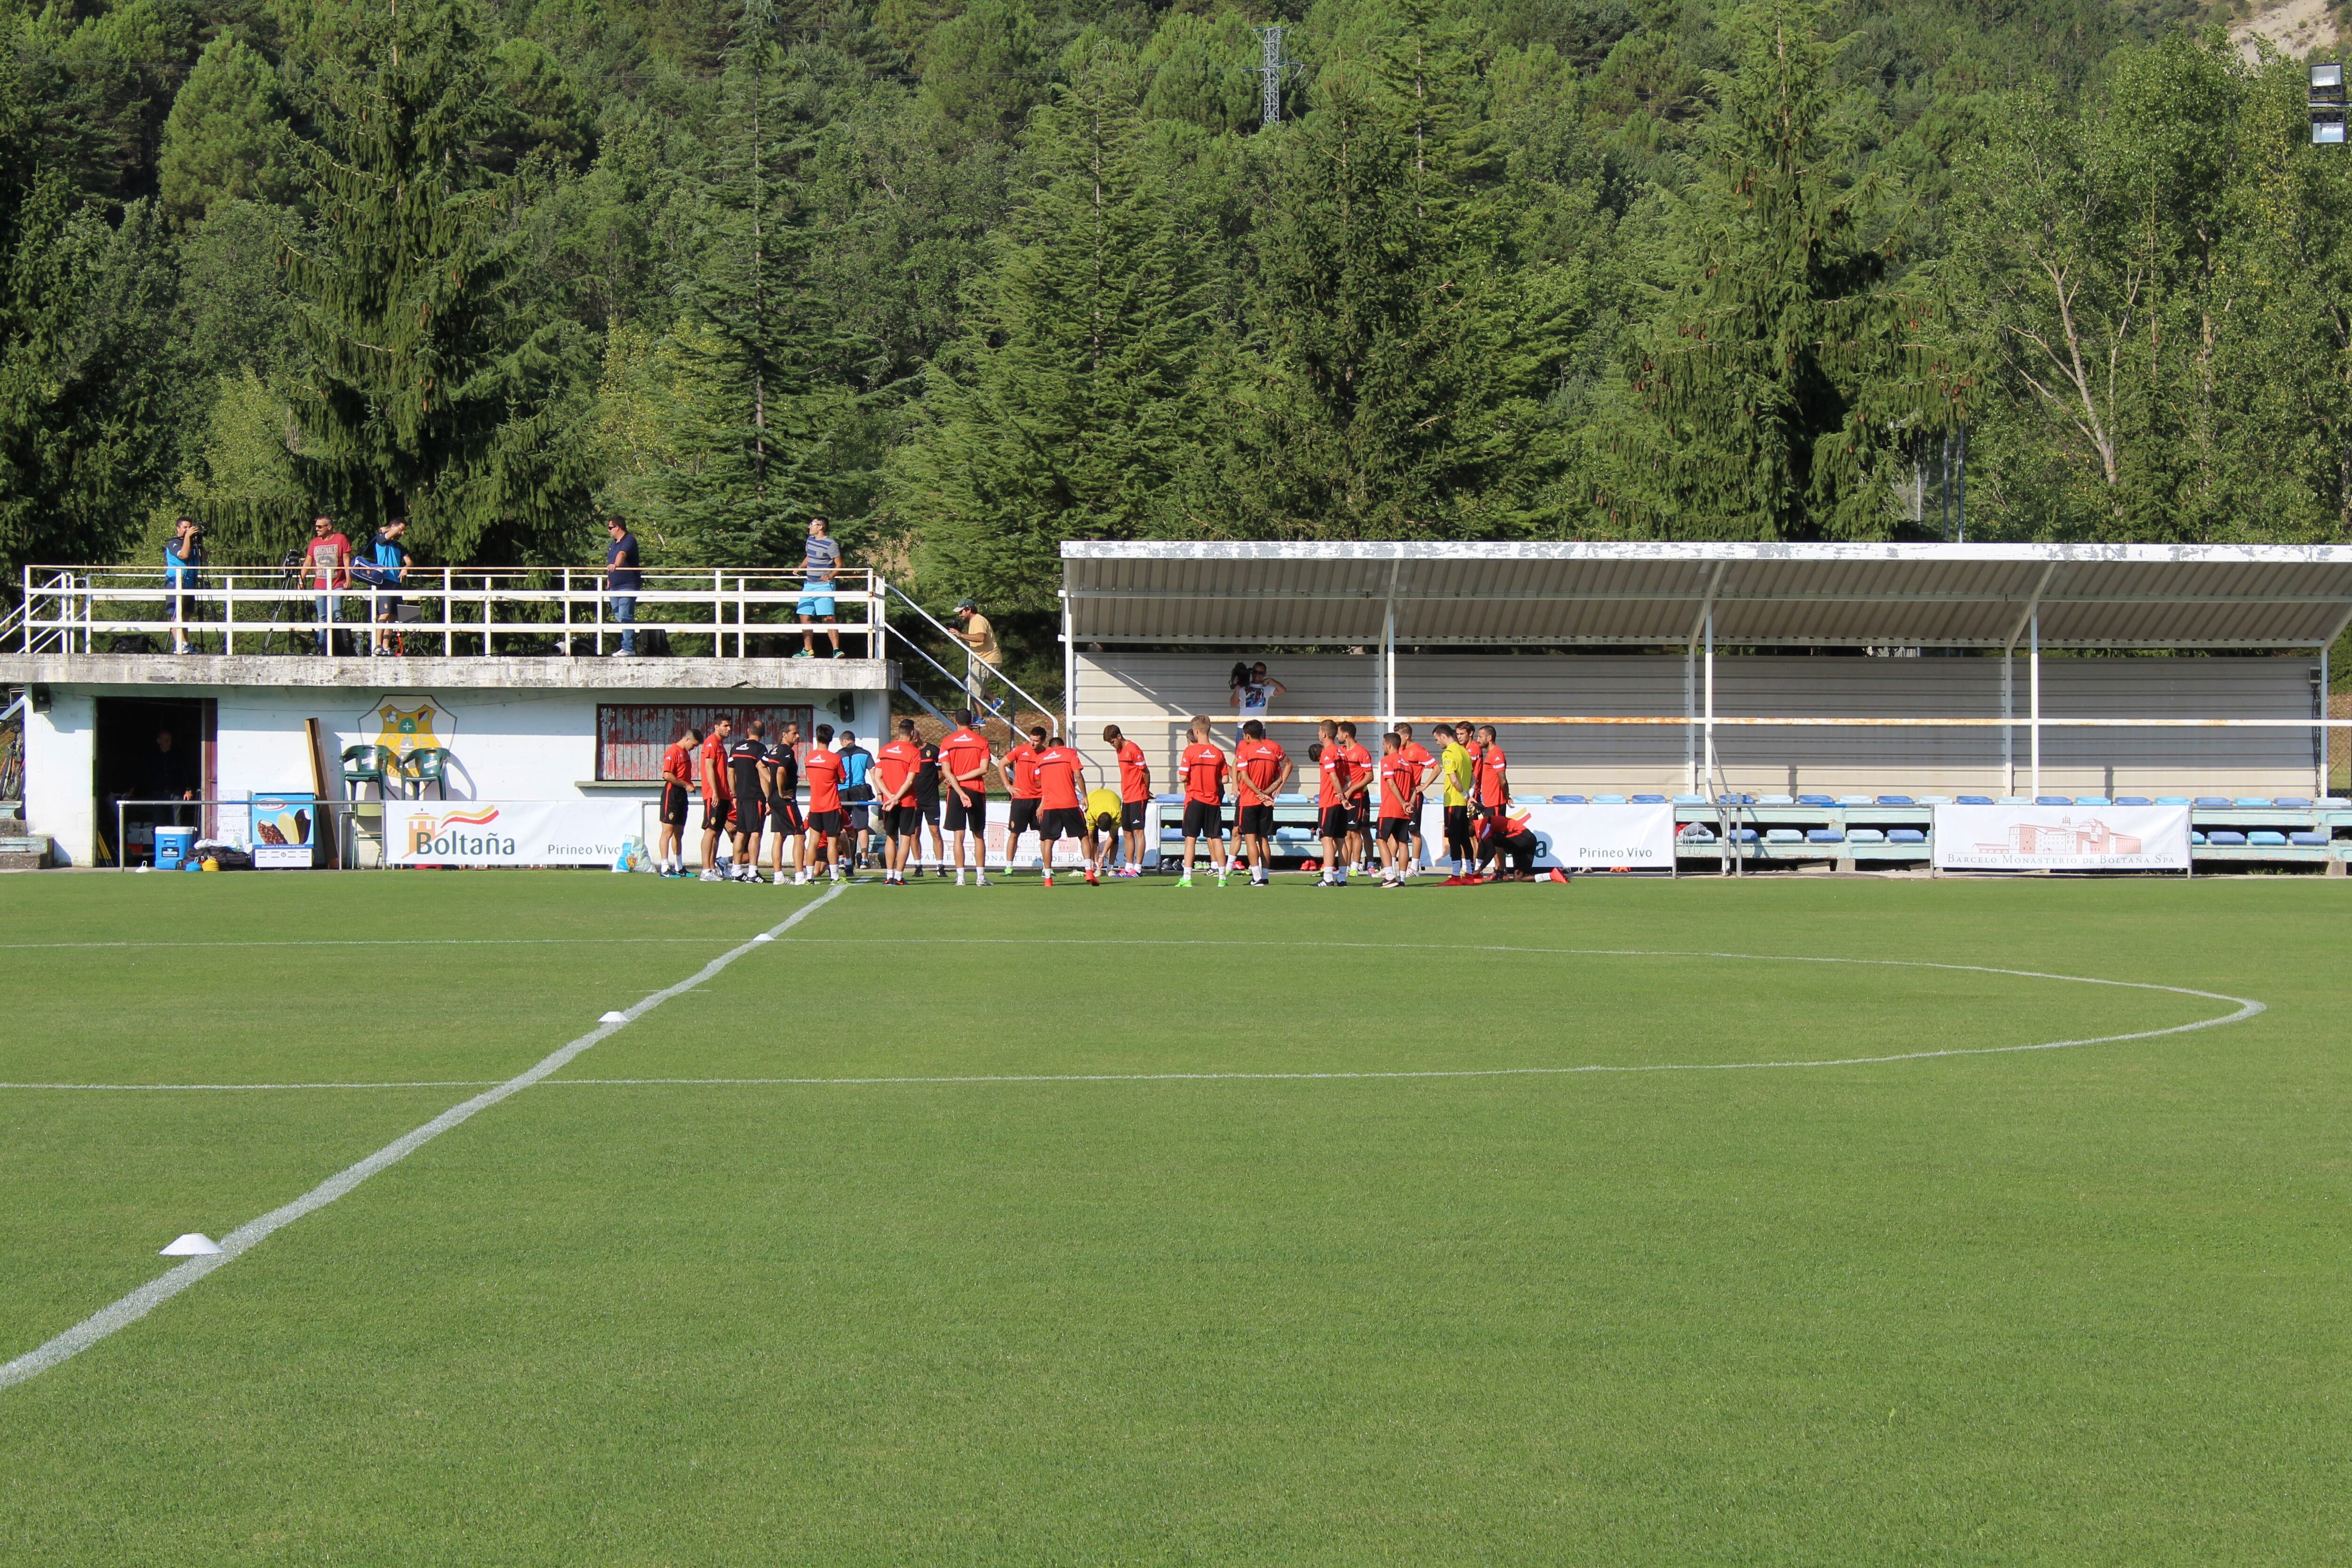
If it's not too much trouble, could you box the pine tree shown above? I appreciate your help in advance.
[893,35,1210,617]
[282,0,583,559]
[1595,0,1953,541]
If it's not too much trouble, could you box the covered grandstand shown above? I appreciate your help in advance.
[1059,541,2352,870]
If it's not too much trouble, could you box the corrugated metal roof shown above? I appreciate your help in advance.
[1061,542,2352,649]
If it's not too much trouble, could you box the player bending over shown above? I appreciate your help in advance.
[1176,715,1230,887]
[1232,719,1292,887]
[800,724,848,883]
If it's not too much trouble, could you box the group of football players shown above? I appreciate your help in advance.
[646,709,1527,886]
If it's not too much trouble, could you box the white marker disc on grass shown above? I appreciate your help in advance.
[599,1011,628,1024]
[159,1234,222,1257]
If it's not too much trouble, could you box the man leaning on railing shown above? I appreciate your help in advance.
[305,516,351,656]
[604,517,641,657]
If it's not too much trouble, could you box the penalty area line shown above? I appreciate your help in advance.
[0,882,850,1394]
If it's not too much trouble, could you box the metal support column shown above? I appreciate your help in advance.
[1704,608,1717,788]
[1060,591,1074,743]
[2029,609,2042,800]
[1684,644,1697,793]
[2318,646,2330,798]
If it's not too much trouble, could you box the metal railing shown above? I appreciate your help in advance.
[17,565,888,661]
[879,581,1057,732]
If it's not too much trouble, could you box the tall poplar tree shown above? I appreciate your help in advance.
[283,0,581,559]
[1595,0,1953,541]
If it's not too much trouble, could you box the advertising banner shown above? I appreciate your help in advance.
[1428,802,1677,870]
[385,800,645,866]
[1931,802,2190,871]
[251,792,319,869]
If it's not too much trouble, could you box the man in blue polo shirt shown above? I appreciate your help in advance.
[604,517,641,656]
[795,517,842,659]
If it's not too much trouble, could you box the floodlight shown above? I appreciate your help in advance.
[2313,63,2345,96]
[2313,65,2346,145]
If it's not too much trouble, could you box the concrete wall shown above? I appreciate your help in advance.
[1071,652,2327,799]
[24,680,891,866]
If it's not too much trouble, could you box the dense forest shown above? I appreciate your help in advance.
[1,0,2347,668]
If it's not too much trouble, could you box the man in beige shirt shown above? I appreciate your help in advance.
[951,599,1001,708]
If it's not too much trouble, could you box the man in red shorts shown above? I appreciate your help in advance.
[697,715,734,882]
[875,717,924,886]
[1175,715,1229,888]
[801,723,847,883]
[938,708,992,886]
[1103,723,1152,878]
[1232,719,1292,887]
[1032,726,1087,887]
[657,721,696,877]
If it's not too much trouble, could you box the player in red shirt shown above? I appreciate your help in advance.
[800,723,848,883]
[1376,731,1425,888]
[697,716,735,881]
[1313,719,1354,885]
[1231,719,1294,887]
[1001,727,1045,876]
[875,717,925,885]
[938,709,993,886]
[1475,724,1510,814]
[657,722,697,877]
[1394,723,1435,878]
[1104,724,1152,878]
[1031,726,1087,887]
[1336,721,1375,876]
[1172,715,1230,887]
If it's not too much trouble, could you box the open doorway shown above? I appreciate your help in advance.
[95,697,215,866]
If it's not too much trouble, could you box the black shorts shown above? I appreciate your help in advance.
[848,804,869,831]
[807,808,844,837]
[659,783,689,828]
[768,799,805,835]
[1237,803,1276,839]
[885,802,926,836]
[734,798,766,834]
[914,794,942,826]
[1348,802,1371,835]
[1181,802,1223,837]
[1444,805,1473,846]
[1121,801,1147,831]
[1041,807,1085,841]
[1379,814,1412,844]
[1318,805,1353,840]
[944,793,987,833]
[701,798,733,832]
[1008,797,1041,835]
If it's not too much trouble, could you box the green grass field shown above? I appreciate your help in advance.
[0,870,2345,1565]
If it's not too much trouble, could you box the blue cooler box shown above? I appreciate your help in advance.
[155,827,196,870]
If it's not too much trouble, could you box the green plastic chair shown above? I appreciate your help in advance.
[340,745,388,800]
[403,747,448,800]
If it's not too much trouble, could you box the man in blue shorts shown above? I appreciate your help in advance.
[795,516,842,659]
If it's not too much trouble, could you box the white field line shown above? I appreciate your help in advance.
[0,943,2264,1093]
[0,937,751,951]
[0,883,850,1393]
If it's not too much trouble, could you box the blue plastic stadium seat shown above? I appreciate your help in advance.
[1153,792,1182,804]
[1628,794,1666,804]
[1276,792,1311,804]
[1835,795,1873,806]
[1766,828,1803,843]
[2234,797,2273,807]
[2207,830,2248,846]
[1796,794,1835,807]
[2194,797,2231,808]
[1918,795,1953,805]
[1595,794,1628,804]
[2155,796,2191,806]
[2000,796,2033,805]
[1889,828,1927,844]
[1678,823,1715,839]
[1673,794,1707,805]
[2074,796,2109,806]
[2114,796,2152,806]
[1551,794,1580,804]
[1875,795,1914,805]
[2273,797,2312,807]
[1512,796,1545,805]
[1729,828,1759,843]
[1957,795,1995,805]
[2190,831,2208,845]
[1846,828,1885,843]
[2035,796,2072,806]
[1759,793,1796,805]
[1806,828,1845,844]
[2249,830,2288,846]
[2290,831,2329,846]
